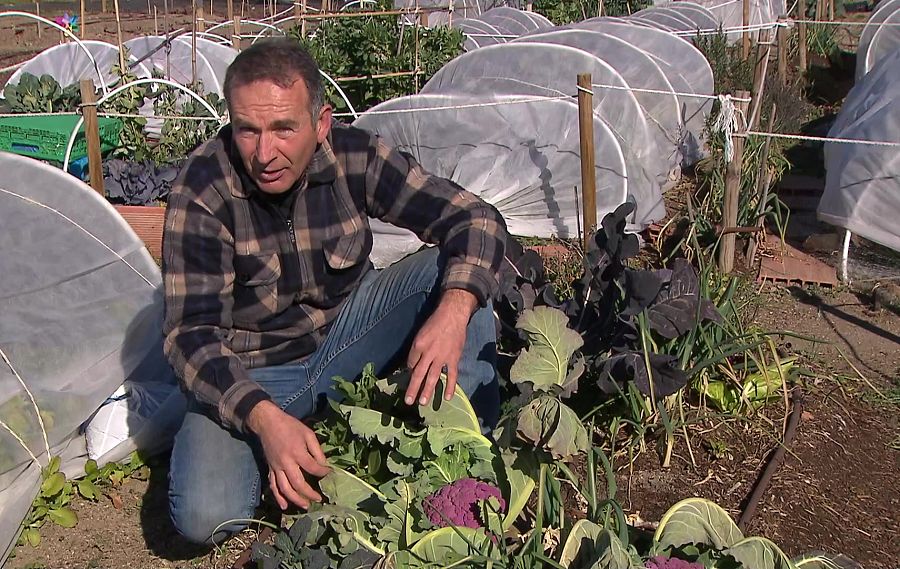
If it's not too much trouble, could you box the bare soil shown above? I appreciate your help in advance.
[2,4,899,569]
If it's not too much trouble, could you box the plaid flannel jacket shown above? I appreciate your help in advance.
[162,122,507,432]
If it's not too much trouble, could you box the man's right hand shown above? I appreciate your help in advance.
[246,400,331,510]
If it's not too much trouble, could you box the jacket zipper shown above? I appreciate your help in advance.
[285,217,297,245]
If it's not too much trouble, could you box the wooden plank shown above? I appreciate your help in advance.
[577,73,597,247]
[115,205,166,259]
[758,234,838,286]
[742,0,751,60]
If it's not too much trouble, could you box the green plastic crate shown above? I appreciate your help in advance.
[0,114,123,163]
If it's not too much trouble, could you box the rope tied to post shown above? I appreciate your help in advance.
[712,94,744,163]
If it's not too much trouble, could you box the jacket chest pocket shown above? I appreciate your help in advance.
[233,251,281,318]
[320,231,372,299]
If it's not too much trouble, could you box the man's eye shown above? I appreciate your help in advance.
[276,127,293,136]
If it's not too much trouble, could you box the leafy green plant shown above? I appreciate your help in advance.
[18,457,77,547]
[289,0,463,113]
[3,73,83,114]
[533,0,652,22]
[252,365,535,568]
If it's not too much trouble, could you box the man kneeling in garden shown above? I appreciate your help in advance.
[162,39,506,544]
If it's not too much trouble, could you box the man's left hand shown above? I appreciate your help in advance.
[405,289,478,406]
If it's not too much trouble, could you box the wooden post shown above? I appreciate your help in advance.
[719,90,750,274]
[80,0,86,38]
[35,2,41,39]
[154,5,158,35]
[577,74,597,248]
[301,0,307,36]
[798,0,808,73]
[197,2,206,32]
[191,1,197,87]
[102,0,108,13]
[742,0,751,60]
[777,18,788,85]
[294,0,301,26]
[79,80,105,196]
[748,29,770,129]
[113,0,125,73]
[828,0,834,21]
[164,0,170,35]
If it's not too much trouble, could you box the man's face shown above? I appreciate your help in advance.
[229,77,332,194]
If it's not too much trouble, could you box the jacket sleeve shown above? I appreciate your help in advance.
[161,155,272,433]
[362,135,508,306]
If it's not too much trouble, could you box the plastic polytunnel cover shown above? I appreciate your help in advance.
[3,40,151,95]
[0,153,179,564]
[421,42,662,195]
[855,0,900,81]
[124,36,222,97]
[353,92,662,266]
[821,48,900,252]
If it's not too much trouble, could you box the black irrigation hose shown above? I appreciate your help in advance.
[737,386,804,531]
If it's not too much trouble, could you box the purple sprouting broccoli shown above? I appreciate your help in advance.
[422,478,506,529]
[644,556,705,569]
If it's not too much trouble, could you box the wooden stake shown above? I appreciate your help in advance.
[80,0,85,38]
[113,0,125,72]
[102,0,108,14]
[747,104,777,267]
[577,74,597,248]
[197,2,206,32]
[748,29,771,129]
[301,0,307,35]
[164,0,170,36]
[154,5,158,35]
[798,0,808,73]
[719,90,751,274]
[828,0,834,21]
[80,80,105,196]
[742,0,751,60]
[192,1,197,87]
[777,18,788,85]
[35,2,41,39]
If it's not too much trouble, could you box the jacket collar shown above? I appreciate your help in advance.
[223,124,339,199]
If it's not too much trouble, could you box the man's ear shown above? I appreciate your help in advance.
[316,104,333,144]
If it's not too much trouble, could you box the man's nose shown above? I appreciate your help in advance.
[256,132,276,165]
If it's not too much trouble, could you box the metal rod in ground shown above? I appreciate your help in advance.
[737,387,804,531]
[777,17,788,85]
[749,28,771,129]
[747,104,777,268]
[79,80,105,196]
[719,90,751,274]
[577,73,597,249]
[114,0,126,73]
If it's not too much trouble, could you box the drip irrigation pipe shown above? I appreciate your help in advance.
[737,387,804,531]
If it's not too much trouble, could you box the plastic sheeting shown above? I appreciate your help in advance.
[820,48,900,252]
[123,36,238,97]
[567,18,714,162]
[354,92,662,266]
[421,42,661,193]
[511,28,689,170]
[0,153,184,565]
[682,0,783,41]
[856,0,900,80]
[451,7,552,51]
[2,40,152,96]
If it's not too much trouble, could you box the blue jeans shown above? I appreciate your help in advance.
[168,248,500,544]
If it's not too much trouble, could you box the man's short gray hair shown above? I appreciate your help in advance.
[223,38,325,119]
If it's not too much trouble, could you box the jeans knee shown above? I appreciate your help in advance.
[170,499,253,545]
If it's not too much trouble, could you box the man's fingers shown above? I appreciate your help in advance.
[405,355,428,405]
[418,359,443,405]
[275,469,310,510]
[444,362,459,401]
[269,471,288,510]
[303,432,331,474]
